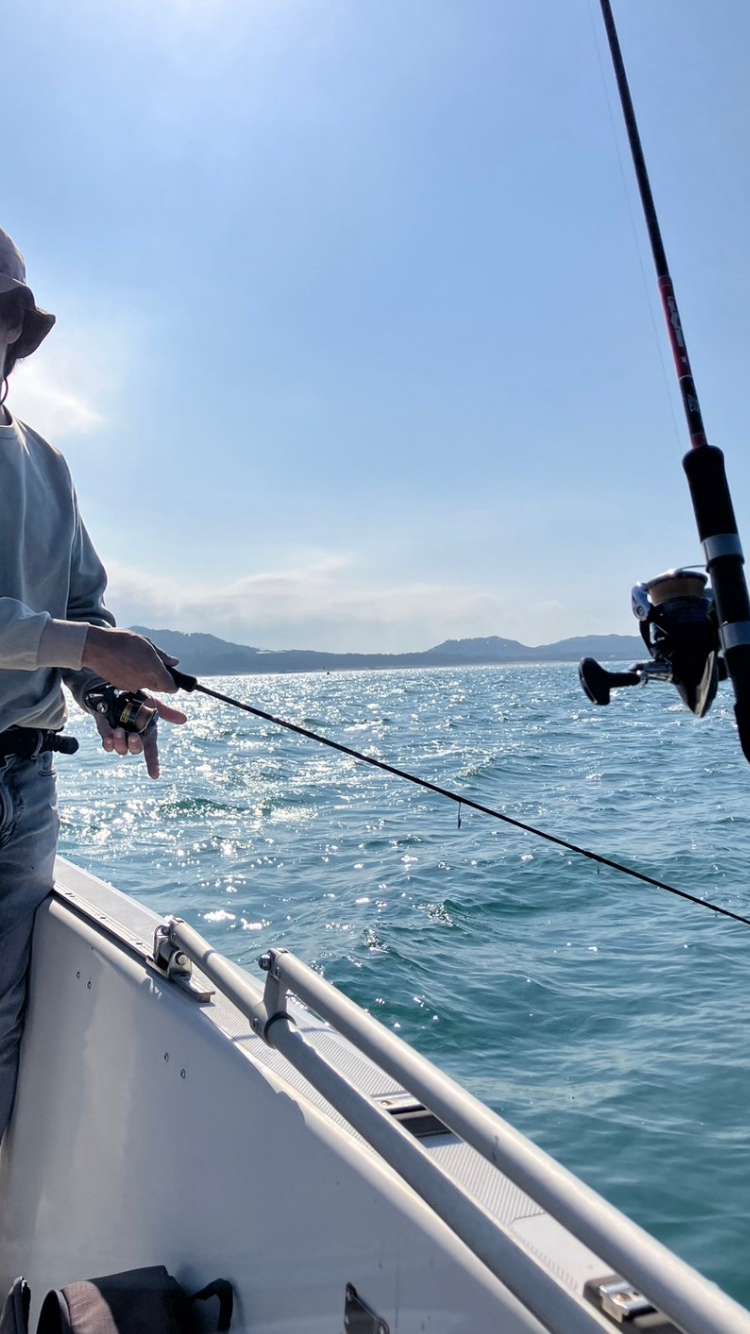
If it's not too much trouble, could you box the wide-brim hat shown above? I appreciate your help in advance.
[0,228,55,359]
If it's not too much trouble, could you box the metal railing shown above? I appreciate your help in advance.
[164,920,750,1334]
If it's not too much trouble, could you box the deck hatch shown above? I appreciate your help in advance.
[372,1091,451,1139]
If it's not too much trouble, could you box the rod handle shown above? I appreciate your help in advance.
[168,665,199,692]
[683,445,750,763]
[735,699,750,766]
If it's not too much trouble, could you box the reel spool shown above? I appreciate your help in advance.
[579,568,724,716]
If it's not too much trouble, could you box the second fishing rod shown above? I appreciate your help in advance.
[580,1,750,764]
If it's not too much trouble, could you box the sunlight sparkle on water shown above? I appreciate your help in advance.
[55,664,750,1310]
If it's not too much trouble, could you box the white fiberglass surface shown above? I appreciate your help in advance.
[0,893,544,1334]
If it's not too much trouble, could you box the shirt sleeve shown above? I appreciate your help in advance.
[0,437,114,679]
[30,490,116,678]
[0,600,73,670]
[59,491,118,710]
[66,490,116,631]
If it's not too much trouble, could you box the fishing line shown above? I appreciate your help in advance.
[571,2,750,766]
[167,667,750,931]
[585,0,682,453]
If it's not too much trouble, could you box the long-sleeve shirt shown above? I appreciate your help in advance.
[0,412,115,732]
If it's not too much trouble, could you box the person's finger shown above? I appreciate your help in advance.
[127,732,144,756]
[153,699,188,724]
[137,694,187,725]
[145,638,179,668]
[143,728,161,780]
[94,714,114,746]
[111,726,129,757]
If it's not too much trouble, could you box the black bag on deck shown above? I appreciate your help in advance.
[1,1268,233,1334]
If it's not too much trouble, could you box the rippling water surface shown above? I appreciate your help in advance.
[57,664,750,1308]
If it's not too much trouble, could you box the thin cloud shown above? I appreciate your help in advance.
[102,556,521,653]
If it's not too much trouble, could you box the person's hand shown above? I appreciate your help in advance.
[82,626,178,694]
[94,695,188,780]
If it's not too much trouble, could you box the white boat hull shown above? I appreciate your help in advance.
[1,860,747,1333]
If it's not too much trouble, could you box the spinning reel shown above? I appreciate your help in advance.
[83,683,158,735]
[579,569,725,717]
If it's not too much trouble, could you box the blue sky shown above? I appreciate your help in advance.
[5,0,750,652]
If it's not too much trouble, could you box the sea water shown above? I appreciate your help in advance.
[56,664,750,1309]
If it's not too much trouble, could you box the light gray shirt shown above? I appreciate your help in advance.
[0,413,115,731]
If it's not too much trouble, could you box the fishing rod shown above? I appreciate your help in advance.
[579,1,750,765]
[85,670,750,930]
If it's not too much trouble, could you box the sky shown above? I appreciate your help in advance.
[4,0,750,653]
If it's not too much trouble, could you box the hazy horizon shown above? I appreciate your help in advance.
[130,621,643,657]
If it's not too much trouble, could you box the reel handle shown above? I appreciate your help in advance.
[579,657,640,706]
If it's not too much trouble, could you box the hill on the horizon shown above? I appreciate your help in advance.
[130,627,644,676]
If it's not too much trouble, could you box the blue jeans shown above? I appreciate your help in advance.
[0,752,59,1140]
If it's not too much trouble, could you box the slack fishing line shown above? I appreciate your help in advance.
[586,0,682,456]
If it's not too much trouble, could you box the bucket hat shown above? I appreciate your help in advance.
[0,226,55,358]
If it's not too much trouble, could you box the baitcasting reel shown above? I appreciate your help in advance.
[579,568,726,717]
[83,683,158,735]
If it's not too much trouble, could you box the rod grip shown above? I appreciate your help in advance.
[683,445,750,762]
[168,666,199,692]
[683,445,738,542]
[736,696,750,765]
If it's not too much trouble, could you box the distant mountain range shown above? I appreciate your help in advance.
[130,628,644,676]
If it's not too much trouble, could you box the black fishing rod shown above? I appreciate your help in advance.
[86,670,750,924]
[579,2,750,765]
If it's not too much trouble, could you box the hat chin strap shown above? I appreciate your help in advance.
[0,377,8,407]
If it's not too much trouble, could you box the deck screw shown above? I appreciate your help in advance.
[180,1068,186,1079]
[76,971,80,979]
[164,1052,169,1063]
[87,980,92,990]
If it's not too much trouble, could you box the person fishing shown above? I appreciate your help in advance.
[0,224,187,1142]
